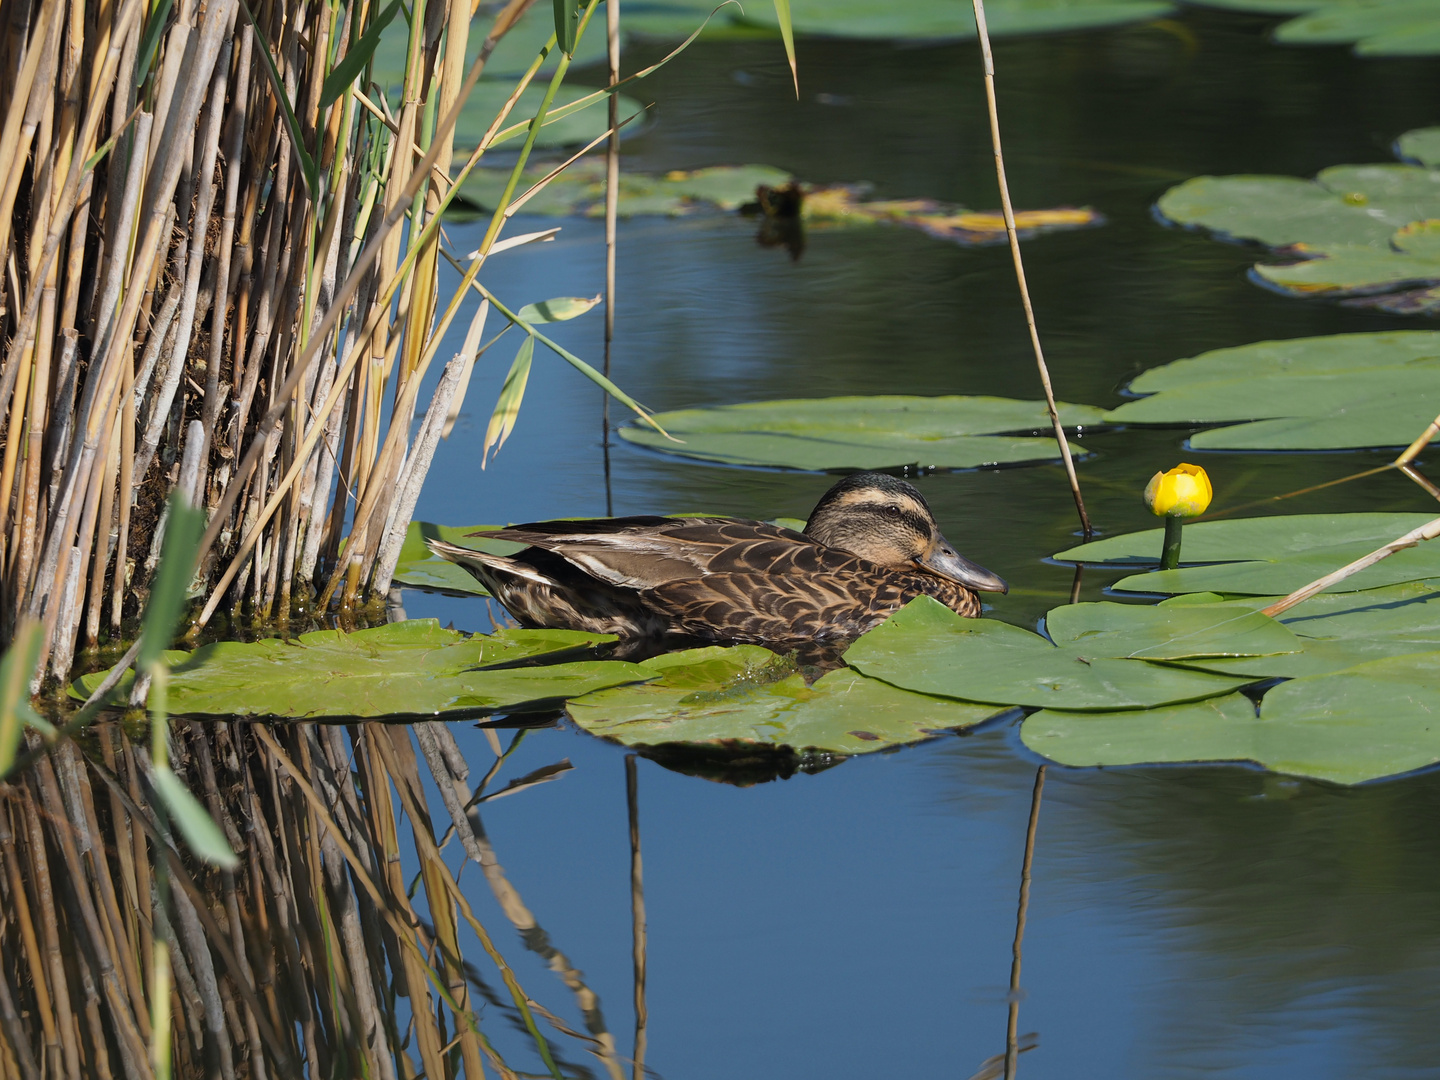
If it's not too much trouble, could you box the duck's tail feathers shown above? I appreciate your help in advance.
[426,539,553,587]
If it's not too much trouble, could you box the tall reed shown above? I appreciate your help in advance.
[0,0,670,680]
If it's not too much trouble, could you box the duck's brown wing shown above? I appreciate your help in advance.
[646,564,983,642]
[469,517,837,590]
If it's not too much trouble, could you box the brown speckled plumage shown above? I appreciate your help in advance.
[428,473,1006,645]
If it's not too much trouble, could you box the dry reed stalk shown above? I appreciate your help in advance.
[1,0,680,671]
[969,0,1091,539]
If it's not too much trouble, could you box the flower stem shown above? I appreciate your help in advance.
[1159,515,1184,571]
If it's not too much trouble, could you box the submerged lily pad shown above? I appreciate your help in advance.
[566,644,1002,756]
[743,0,1174,41]
[1055,511,1440,594]
[1103,331,1440,450]
[1157,141,1440,313]
[71,621,648,718]
[618,395,1107,471]
[843,597,1260,711]
[1023,650,1440,785]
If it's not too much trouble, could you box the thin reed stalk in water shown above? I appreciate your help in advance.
[969,0,1091,540]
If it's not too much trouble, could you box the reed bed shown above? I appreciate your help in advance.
[0,0,667,680]
[0,715,645,1079]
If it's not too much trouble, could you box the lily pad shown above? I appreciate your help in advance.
[453,83,646,152]
[798,187,1104,244]
[1103,331,1440,450]
[1186,0,1440,55]
[842,597,1258,711]
[453,161,794,218]
[390,522,523,595]
[1055,511,1440,594]
[1023,652,1440,785]
[1157,144,1440,313]
[1044,600,1302,660]
[70,621,649,719]
[565,644,1003,756]
[1057,511,1437,564]
[1149,582,1440,679]
[618,395,1107,471]
[742,0,1175,41]
[1398,127,1440,168]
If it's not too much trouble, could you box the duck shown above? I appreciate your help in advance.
[427,472,1007,644]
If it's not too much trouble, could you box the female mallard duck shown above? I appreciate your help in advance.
[428,472,1006,644]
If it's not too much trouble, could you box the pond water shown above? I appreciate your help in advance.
[387,11,1440,1078]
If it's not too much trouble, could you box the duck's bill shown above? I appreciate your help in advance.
[921,545,1009,594]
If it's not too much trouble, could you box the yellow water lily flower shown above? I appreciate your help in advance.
[1144,463,1212,518]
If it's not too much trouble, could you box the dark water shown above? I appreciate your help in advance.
[397,11,1440,1077]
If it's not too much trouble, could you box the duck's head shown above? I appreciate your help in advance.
[804,472,1008,594]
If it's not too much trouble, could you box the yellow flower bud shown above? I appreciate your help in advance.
[1144,463,1212,518]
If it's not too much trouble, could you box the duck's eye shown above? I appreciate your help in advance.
[882,505,902,519]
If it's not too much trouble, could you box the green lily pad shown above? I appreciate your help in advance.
[1398,127,1440,168]
[1103,331,1440,450]
[743,0,1175,41]
[1044,601,1302,660]
[70,621,649,719]
[390,522,524,595]
[1055,512,1440,595]
[1056,512,1439,566]
[1186,0,1440,55]
[453,161,793,218]
[618,395,1107,471]
[1023,652,1440,785]
[842,597,1257,711]
[566,644,1003,756]
[1156,143,1440,313]
[454,83,645,152]
[1154,582,1440,678]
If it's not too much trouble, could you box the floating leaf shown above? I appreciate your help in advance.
[1103,331,1440,450]
[390,522,523,595]
[566,644,1003,756]
[742,0,1174,41]
[452,161,795,218]
[1154,582,1440,679]
[1056,511,1440,595]
[1157,170,1437,250]
[450,162,1104,247]
[1044,601,1302,660]
[1156,147,1440,313]
[1022,693,1262,769]
[1023,652,1440,785]
[70,621,648,719]
[798,186,1104,244]
[1398,126,1440,168]
[1056,511,1438,565]
[448,83,643,152]
[619,395,1106,471]
[843,597,1256,711]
